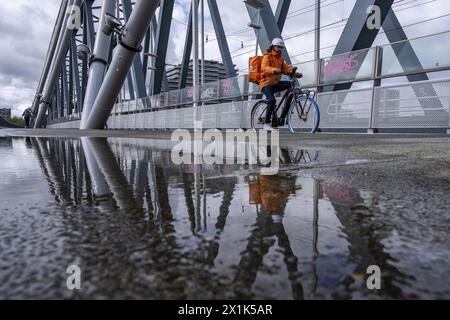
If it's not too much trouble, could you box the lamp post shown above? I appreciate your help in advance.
[192,0,200,127]
[201,0,205,89]
[315,0,321,61]
[244,0,265,56]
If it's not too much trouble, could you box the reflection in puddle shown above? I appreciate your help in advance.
[0,137,437,299]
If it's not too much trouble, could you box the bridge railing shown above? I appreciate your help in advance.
[48,30,450,132]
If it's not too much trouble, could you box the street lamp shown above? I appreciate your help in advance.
[244,0,265,56]
[247,22,261,56]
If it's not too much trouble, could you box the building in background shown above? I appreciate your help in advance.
[0,108,11,119]
[166,60,238,91]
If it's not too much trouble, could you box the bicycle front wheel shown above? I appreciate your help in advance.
[287,96,320,134]
[251,101,269,130]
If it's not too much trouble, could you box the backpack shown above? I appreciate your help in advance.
[248,55,263,84]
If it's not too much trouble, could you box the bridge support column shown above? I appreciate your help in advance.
[35,0,83,128]
[84,0,159,129]
[31,0,68,125]
[80,0,116,129]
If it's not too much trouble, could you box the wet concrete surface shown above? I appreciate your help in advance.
[0,129,449,299]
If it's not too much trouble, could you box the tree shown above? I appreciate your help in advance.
[8,117,25,126]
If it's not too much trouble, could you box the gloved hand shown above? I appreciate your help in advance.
[295,72,303,78]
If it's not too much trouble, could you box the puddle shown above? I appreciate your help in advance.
[0,136,448,299]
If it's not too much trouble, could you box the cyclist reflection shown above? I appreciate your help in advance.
[233,174,304,299]
[249,175,294,215]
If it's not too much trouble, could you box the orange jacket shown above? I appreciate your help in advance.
[259,50,293,90]
[249,176,292,213]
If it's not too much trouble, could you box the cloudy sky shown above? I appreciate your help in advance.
[1,0,449,116]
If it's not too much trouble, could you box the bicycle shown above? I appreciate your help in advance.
[251,67,321,133]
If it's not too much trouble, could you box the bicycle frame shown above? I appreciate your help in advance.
[271,78,317,124]
[253,69,319,130]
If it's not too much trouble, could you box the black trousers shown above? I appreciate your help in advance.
[261,81,292,124]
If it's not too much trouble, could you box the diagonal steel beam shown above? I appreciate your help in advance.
[207,0,236,78]
[179,0,199,90]
[151,0,175,95]
[275,0,291,31]
[245,0,292,64]
[150,17,170,92]
[83,0,96,50]
[121,0,148,99]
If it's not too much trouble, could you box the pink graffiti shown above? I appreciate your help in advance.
[322,183,354,204]
[186,87,195,98]
[221,80,232,96]
[324,53,359,77]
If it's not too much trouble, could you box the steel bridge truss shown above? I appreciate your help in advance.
[32,0,424,129]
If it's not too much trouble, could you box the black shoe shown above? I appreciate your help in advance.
[271,118,279,128]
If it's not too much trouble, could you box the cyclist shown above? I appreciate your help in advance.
[260,38,302,130]
[22,107,32,128]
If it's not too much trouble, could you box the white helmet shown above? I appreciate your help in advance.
[271,38,285,48]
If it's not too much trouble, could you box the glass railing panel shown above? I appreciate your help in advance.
[200,80,219,102]
[219,77,243,100]
[319,48,375,86]
[181,87,195,105]
[166,90,181,106]
[293,59,318,88]
[380,31,450,77]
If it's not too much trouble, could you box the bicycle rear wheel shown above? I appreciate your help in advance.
[287,96,320,134]
[251,101,269,130]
